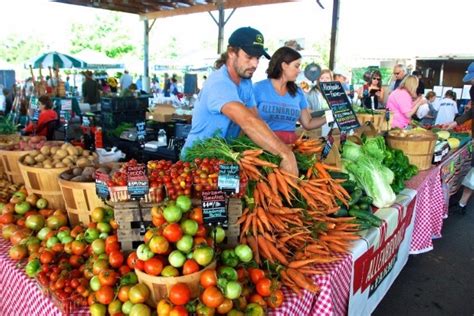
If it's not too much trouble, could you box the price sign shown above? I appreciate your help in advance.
[201,190,228,226]
[61,99,72,111]
[217,164,240,194]
[127,163,149,199]
[95,170,110,200]
[322,133,334,159]
[319,81,360,132]
[136,121,146,142]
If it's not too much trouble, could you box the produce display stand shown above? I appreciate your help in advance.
[0,149,33,183]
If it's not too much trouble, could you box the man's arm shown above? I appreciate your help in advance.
[222,102,298,176]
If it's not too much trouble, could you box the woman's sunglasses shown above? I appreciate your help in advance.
[372,77,381,80]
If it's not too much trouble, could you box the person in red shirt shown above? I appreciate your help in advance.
[23,95,58,137]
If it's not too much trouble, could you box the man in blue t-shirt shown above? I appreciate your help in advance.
[182,27,298,176]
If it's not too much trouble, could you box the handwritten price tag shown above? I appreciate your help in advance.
[201,190,228,227]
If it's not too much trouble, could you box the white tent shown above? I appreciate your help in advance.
[74,49,124,69]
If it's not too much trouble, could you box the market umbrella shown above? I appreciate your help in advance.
[26,51,87,69]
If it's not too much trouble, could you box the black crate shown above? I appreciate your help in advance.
[175,123,192,138]
[101,110,147,130]
[101,97,149,113]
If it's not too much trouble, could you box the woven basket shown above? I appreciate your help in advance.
[386,131,437,170]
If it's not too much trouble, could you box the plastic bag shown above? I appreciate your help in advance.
[96,147,125,164]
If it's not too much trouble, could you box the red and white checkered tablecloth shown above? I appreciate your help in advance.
[0,239,88,316]
[407,164,445,254]
[269,253,352,316]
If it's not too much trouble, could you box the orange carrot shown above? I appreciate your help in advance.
[242,149,264,157]
[314,162,331,179]
[257,235,274,263]
[242,156,278,168]
[274,169,292,205]
[257,207,272,231]
[246,235,260,264]
[288,256,339,269]
[240,161,263,179]
[286,268,319,293]
[264,238,289,266]
[267,172,279,196]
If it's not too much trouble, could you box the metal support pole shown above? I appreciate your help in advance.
[143,19,150,92]
[217,2,225,54]
[329,0,340,70]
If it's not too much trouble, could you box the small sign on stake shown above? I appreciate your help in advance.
[218,164,240,194]
[136,121,146,142]
[201,190,228,227]
[95,170,110,200]
[127,163,149,199]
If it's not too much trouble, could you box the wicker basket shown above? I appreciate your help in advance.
[356,111,392,132]
[19,161,70,211]
[135,261,217,307]
[58,176,105,226]
[0,150,34,183]
[386,131,437,170]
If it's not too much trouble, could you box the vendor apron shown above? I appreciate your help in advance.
[273,131,298,145]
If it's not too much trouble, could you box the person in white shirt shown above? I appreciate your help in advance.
[434,90,458,125]
[120,70,133,90]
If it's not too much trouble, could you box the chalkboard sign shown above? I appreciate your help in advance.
[319,81,360,132]
[127,164,149,199]
[136,121,146,142]
[218,164,240,194]
[61,99,72,111]
[95,170,110,200]
[201,190,228,226]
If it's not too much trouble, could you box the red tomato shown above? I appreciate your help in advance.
[95,285,114,305]
[249,293,267,307]
[127,252,141,269]
[182,259,200,275]
[144,257,164,276]
[189,208,203,224]
[249,268,266,285]
[169,305,188,316]
[200,269,217,288]
[118,285,131,303]
[98,269,118,287]
[105,241,120,255]
[119,265,131,276]
[109,250,124,268]
[201,286,224,308]
[169,283,191,306]
[162,223,183,243]
[71,240,87,256]
[39,250,54,264]
[195,225,207,238]
[256,278,272,297]
[267,289,284,308]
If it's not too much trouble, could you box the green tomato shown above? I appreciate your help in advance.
[84,227,100,243]
[225,281,242,300]
[46,236,60,249]
[234,244,253,263]
[168,250,186,268]
[218,266,238,281]
[176,195,192,212]
[180,219,198,236]
[160,265,179,277]
[210,226,225,243]
[136,244,154,261]
[221,249,239,267]
[25,258,41,277]
[176,235,194,253]
[90,276,101,291]
[122,301,134,315]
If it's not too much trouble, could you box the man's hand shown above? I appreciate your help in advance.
[279,151,298,177]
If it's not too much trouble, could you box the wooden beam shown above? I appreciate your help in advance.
[142,0,300,20]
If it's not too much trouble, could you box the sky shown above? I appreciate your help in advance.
[1,0,473,75]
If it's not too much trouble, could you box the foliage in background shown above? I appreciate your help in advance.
[351,67,392,86]
[0,35,45,65]
[69,14,137,58]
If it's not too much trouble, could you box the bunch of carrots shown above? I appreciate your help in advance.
[183,135,362,295]
[235,136,361,296]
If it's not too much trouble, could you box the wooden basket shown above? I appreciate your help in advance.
[386,132,437,170]
[356,112,392,132]
[135,261,217,307]
[0,134,20,148]
[58,176,105,226]
[0,150,34,184]
[19,161,70,211]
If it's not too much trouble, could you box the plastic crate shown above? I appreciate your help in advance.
[101,110,147,130]
[101,97,150,113]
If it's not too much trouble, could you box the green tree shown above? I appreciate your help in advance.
[70,13,136,58]
[0,35,45,65]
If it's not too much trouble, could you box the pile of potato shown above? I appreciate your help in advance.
[60,164,120,182]
[20,143,98,169]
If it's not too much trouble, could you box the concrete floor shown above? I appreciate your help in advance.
[373,193,474,316]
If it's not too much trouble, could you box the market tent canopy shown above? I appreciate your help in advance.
[26,51,87,69]
[73,49,125,69]
[52,0,300,18]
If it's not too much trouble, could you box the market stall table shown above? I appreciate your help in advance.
[406,142,471,254]
[269,253,352,316]
[0,239,88,316]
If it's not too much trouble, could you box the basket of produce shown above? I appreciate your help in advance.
[19,142,98,210]
[58,164,119,226]
[356,109,392,132]
[0,136,51,184]
[386,129,437,170]
[0,117,20,149]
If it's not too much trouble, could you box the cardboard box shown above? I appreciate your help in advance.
[147,104,176,122]
[295,127,322,139]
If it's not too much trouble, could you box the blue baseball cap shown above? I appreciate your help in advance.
[463,62,474,83]
[228,27,271,59]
